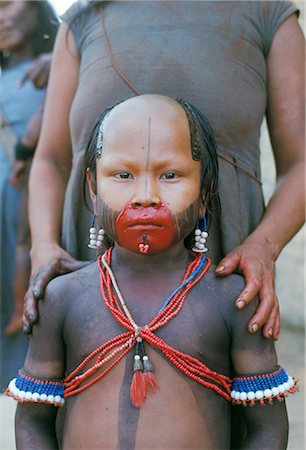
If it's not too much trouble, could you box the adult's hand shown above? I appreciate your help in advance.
[215,238,280,340]
[18,53,52,89]
[9,160,29,188]
[23,244,91,335]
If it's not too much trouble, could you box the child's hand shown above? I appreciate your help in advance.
[23,244,91,334]
[215,239,280,340]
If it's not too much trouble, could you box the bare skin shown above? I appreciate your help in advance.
[24,8,305,339]
[16,256,288,450]
[16,95,289,449]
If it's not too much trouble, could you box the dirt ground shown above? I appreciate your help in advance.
[0,327,304,450]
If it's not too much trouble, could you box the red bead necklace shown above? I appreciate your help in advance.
[64,248,232,405]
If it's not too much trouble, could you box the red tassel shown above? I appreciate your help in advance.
[143,371,159,394]
[130,371,146,407]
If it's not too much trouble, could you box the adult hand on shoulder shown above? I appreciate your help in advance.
[19,53,52,89]
[215,237,280,340]
[23,244,91,335]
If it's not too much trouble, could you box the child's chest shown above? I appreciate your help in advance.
[63,280,232,377]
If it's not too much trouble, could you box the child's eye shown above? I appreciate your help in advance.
[160,172,178,180]
[114,172,133,179]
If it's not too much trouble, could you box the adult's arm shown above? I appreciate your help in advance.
[23,23,87,332]
[216,14,305,339]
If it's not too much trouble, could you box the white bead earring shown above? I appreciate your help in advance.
[88,215,105,250]
[192,216,208,253]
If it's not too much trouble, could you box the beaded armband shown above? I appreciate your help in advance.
[231,366,297,406]
[5,369,65,407]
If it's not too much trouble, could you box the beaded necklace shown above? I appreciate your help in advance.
[64,247,232,406]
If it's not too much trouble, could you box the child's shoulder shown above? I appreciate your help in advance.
[198,264,247,320]
[201,264,258,329]
[44,261,98,307]
[204,264,245,302]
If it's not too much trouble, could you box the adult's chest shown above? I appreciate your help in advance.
[71,2,266,152]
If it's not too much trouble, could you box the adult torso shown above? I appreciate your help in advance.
[62,0,296,262]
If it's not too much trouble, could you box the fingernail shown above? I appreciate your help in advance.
[267,328,273,337]
[28,314,37,325]
[236,300,245,309]
[251,322,259,333]
[215,265,225,273]
[33,290,40,299]
[23,324,30,335]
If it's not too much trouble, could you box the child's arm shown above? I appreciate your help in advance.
[11,280,66,449]
[228,285,291,449]
[15,403,59,450]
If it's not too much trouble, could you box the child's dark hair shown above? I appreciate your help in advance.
[83,98,220,231]
[0,1,59,69]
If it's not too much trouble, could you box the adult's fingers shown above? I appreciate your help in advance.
[23,256,92,335]
[215,251,241,276]
[59,257,92,273]
[235,276,262,310]
[31,258,90,299]
[247,293,274,335]
[9,166,25,188]
[23,281,39,335]
[18,63,41,88]
[273,315,281,340]
[262,297,280,339]
[18,71,30,87]
[247,273,276,331]
[31,262,59,300]
[9,172,19,189]
[245,266,276,331]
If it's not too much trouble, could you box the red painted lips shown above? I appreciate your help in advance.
[116,202,177,254]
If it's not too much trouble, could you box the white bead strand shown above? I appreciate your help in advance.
[88,226,105,249]
[192,226,209,253]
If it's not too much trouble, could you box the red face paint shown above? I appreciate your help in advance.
[116,202,177,255]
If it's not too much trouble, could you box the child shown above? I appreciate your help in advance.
[6,95,296,449]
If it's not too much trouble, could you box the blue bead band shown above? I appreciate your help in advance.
[5,369,65,406]
[231,366,297,404]
[158,254,206,313]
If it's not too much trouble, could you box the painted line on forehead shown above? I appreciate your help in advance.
[144,117,152,197]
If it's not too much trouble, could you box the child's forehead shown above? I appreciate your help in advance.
[103,100,190,149]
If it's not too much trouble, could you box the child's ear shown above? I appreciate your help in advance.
[86,168,97,214]
[199,197,207,218]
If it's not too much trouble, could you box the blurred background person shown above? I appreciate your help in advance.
[0,0,59,388]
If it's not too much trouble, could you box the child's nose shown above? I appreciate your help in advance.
[131,178,161,208]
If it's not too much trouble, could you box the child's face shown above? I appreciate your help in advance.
[92,96,202,254]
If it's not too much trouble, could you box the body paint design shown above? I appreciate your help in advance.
[144,117,152,198]
[97,198,200,254]
[116,202,176,255]
[117,356,140,450]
